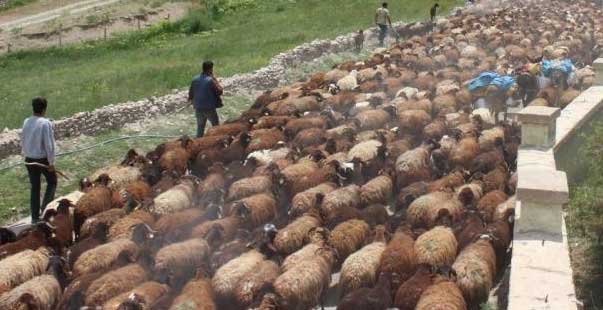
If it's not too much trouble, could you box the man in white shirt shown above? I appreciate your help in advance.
[21,97,57,223]
[375,2,392,46]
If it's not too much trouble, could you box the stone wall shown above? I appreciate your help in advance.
[0,18,439,160]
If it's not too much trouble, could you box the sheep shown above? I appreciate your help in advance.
[481,164,509,194]
[424,119,448,141]
[67,223,109,268]
[230,193,278,229]
[396,181,428,211]
[151,179,195,215]
[0,227,16,246]
[455,211,487,251]
[273,246,336,310]
[292,128,328,149]
[450,136,480,170]
[347,139,383,162]
[339,226,388,297]
[360,175,393,207]
[124,180,152,210]
[394,264,433,310]
[227,174,275,202]
[407,191,463,229]
[289,182,337,219]
[169,270,216,310]
[414,226,458,268]
[397,109,432,135]
[234,259,280,308]
[85,264,148,306]
[477,190,508,222]
[394,144,433,188]
[559,88,580,108]
[0,274,62,310]
[415,279,467,310]
[337,272,396,310]
[0,222,55,260]
[189,134,234,157]
[478,127,505,152]
[320,185,361,223]
[379,229,417,284]
[190,216,241,247]
[42,199,73,249]
[0,247,50,295]
[205,118,256,137]
[90,166,142,191]
[79,208,126,240]
[493,196,516,223]
[74,176,121,238]
[154,208,204,242]
[274,213,321,255]
[279,227,329,273]
[328,219,371,262]
[73,238,139,278]
[337,70,359,91]
[154,238,210,286]
[44,191,84,214]
[108,209,155,241]
[103,281,169,310]
[247,128,287,153]
[426,170,466,193]
[212,250,266,304]
[57,270,103,310]
[452,238,496,307]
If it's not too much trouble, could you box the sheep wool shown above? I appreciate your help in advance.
[85,264,147,306]
[414,226,458,268]
[347,139,383,162]
[478,127,505,152]
[290,182,337,218]
[212,250,265,301]
[328,219,370,261]
[320,185,361,222]
[234,259,280,307]
[0,248,50,295]
[152,180,195,215]
[73,238,139,277]
[339,241,386,297]
[337,70,359,91]
[493,196,516,223]
[0,275,61,310]
[407,191,463,228]
[79,208,126,239]
[45,191,84,213]
[379,231,417,282]
[227,175,273,202]
[416,280,467,310]
[453,239,496,306]
[360,175,393,207]
[108,209,155,241]
[170,275,216,310]
[103,281,169,310]
[281,242,324,273]
[90,166,142,191]
[274,215,321,255]
[154,238,210,272]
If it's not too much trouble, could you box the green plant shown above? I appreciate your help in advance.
[85,14,100,25]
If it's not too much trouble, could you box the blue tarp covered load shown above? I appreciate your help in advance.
[468,72,516,92]
[541,59,574,77]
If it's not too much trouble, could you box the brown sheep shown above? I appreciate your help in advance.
[234,259,280,308]
[360,175,393,207]
[73,238,139,278]
[328,219,371,262]
[337,272,396,310]
[414,226,458,268]
[169,269,216,310]
[205,118,256,137]
[74,176,121,239]
[230,193,278,229]
[407,191,463,229]
[85,264,148,306]
[452,238,496,308]
[320,185,361,224]
[212,250,266,306]
[0,247,51,296]
[396,181,428,211]
[379,228,417,284]
[426,171,466,193]
[394,264,433,310]
[415,278,467,310]
[397,109,432,135]
[103,281,168,310]
[339,226,388,297]
[289,182,336,219]
[394,145,433,189]
[108,209,155,241]
[477,190,508,223]
[292,127,328,149]
[42,199,73,249]
[0,223,55,260]
[79,208,126,241]
[450,136,480,170]
[481,164,509,193]
[274,213,322,255]
[154,238,210,286]
[0,274,62,310]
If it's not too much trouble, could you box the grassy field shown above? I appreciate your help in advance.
[0,51,363,224]
[0,0,37,12]
[0,0,462,129]
[565,121,603,309]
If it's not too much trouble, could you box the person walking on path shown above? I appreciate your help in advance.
[375,2,392,47]
[430,3,440,22]
[188,60,224,138]
[21,97,57,223]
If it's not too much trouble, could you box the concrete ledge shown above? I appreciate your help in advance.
[555,86,603,151]
[509,212,578,310]
[517,168,568,205]
[517,106,561,124]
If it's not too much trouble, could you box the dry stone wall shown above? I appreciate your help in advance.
[0,15,451,160]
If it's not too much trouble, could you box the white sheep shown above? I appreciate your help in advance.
[337,70,359,91]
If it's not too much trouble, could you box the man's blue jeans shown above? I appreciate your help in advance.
[378,24,388,46]
[195,108,220,138]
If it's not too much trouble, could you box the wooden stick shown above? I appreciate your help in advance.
[24,162,70,180]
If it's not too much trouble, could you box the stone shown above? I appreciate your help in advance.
[593,58,603,86]
[517,106,560,148]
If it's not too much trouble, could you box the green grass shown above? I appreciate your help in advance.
[566,120,603,309]
[0,0,37,12]
[0,49,363,225]
[0,0,462,129]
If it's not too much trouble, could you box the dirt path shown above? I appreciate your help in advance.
[0,0,122,30]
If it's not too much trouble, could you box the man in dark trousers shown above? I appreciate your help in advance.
[375,2,392,47]
[430,3,440,22]
[189,61,224,138]
[21,97,57,223]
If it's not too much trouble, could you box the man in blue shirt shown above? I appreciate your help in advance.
[21,97,57,223]
[188,61,224,138]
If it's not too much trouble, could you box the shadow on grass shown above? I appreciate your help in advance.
[570,237,603,310]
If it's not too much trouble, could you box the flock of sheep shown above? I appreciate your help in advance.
[0,0,601,309]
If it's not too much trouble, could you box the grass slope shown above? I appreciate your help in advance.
[0,0,461,128]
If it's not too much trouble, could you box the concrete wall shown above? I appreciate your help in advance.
[508,65,603,310]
